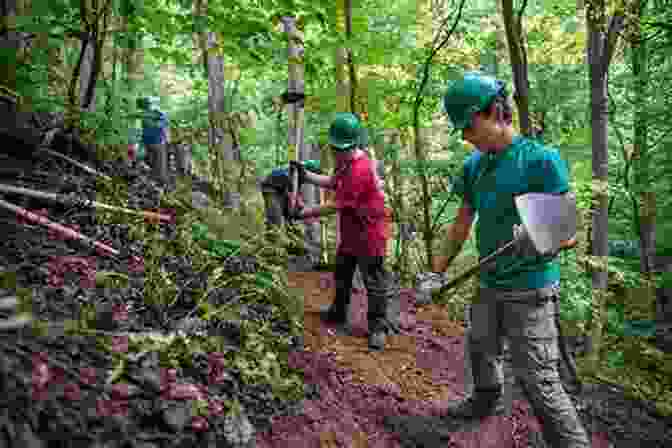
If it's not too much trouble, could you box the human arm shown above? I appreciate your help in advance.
[303,170,335,189]
[290,203,338,221]
[431,201,475,273]
[289,161,334,189]
[517,148,577,257]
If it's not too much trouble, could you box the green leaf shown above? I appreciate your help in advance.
[107,358,127,384]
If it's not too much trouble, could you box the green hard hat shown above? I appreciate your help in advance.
[302,159,321,173]
[328,112,362,151]
[443,72,506,130]
[137,96,160,110]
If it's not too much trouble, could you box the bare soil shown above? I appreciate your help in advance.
[256,271,671,448]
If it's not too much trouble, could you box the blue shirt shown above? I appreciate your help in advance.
[142,109,169,145]
[452,135,571,290]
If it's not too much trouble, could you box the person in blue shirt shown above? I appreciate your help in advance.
[138,97,170,184]
[433,72,590,448]
[260,159,322,227]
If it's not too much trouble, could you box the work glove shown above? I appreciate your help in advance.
[288,160,307,185]
[414,272,448,305]
[512,224,538,258]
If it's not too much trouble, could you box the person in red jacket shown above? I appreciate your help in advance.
[290,113,399,351]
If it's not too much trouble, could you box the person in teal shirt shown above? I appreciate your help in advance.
[433,72,590,448]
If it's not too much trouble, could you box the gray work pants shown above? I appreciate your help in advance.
[261,188,286,228]
[145,143,168,185]
[467,283,591,448]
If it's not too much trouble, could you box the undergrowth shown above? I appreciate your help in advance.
[80,176,307,405]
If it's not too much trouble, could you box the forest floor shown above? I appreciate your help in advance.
[0,150,669,447]
[255,270,672,448]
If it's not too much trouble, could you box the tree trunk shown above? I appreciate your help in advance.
[206,30,232,207]
[196,0,237,208]
[585,0,625,370]
[0,0,22,90]
[331,0,350,266]
[385,129,406,273]
[631,0,656,322]
[416,0,432,49]
[78,38,95,111]
[480,2,505,76]
[494,0,507,74]
[121,0,140,84]
[335,0,350,114]
[303,143,322,264]
[501,0,531,136]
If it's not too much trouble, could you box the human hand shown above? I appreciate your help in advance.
[512,224,562,258]
[414,272,447,305]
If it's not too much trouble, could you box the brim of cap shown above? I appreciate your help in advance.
[328,138,357,150]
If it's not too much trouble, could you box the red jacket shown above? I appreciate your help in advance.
[334,153,388,257]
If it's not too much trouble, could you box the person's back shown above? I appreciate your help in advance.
[142,108,169,146]
[333,150,387,257]
[260,160,321,227]
[138,97,169,184]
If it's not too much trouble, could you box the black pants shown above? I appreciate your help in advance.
[333,252,400,333]
[145,143,168,185]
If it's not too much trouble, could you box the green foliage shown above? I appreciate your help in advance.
[10,0,672,419]
[558,250,593,324]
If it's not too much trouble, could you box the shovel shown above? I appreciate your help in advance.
[414,192,582,393]
[417,192,578,298]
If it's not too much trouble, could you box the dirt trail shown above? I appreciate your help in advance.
[256,271,612,447]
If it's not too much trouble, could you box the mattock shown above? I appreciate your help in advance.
[415,192,582,392]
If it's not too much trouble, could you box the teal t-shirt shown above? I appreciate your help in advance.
[452,135,570,290]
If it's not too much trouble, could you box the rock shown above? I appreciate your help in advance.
[191,191,210,210]
[174,317,208,336]
[654,324,672,353]
[222,412,255,448]
[13,422,45,448]
[93,302,118,331]
[162,403,194,433]
[129,369,162,394]
[656,288,672,323]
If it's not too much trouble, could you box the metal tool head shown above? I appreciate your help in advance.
[514,192,577,256]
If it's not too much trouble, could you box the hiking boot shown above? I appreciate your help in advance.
[443,389,505,420]
[368,330,387,351]
[319,305,347,325]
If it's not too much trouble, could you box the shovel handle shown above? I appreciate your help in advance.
[436,237,577,297]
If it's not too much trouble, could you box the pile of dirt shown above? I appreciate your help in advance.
[0,156,305,447]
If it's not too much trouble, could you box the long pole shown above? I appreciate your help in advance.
[39,147,112,181]
[0,197,120,257]
[0,183,172,223]
[281,17,304,214]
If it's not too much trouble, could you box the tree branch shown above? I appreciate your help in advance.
[517,0,529,23]
[603,14,626,70]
